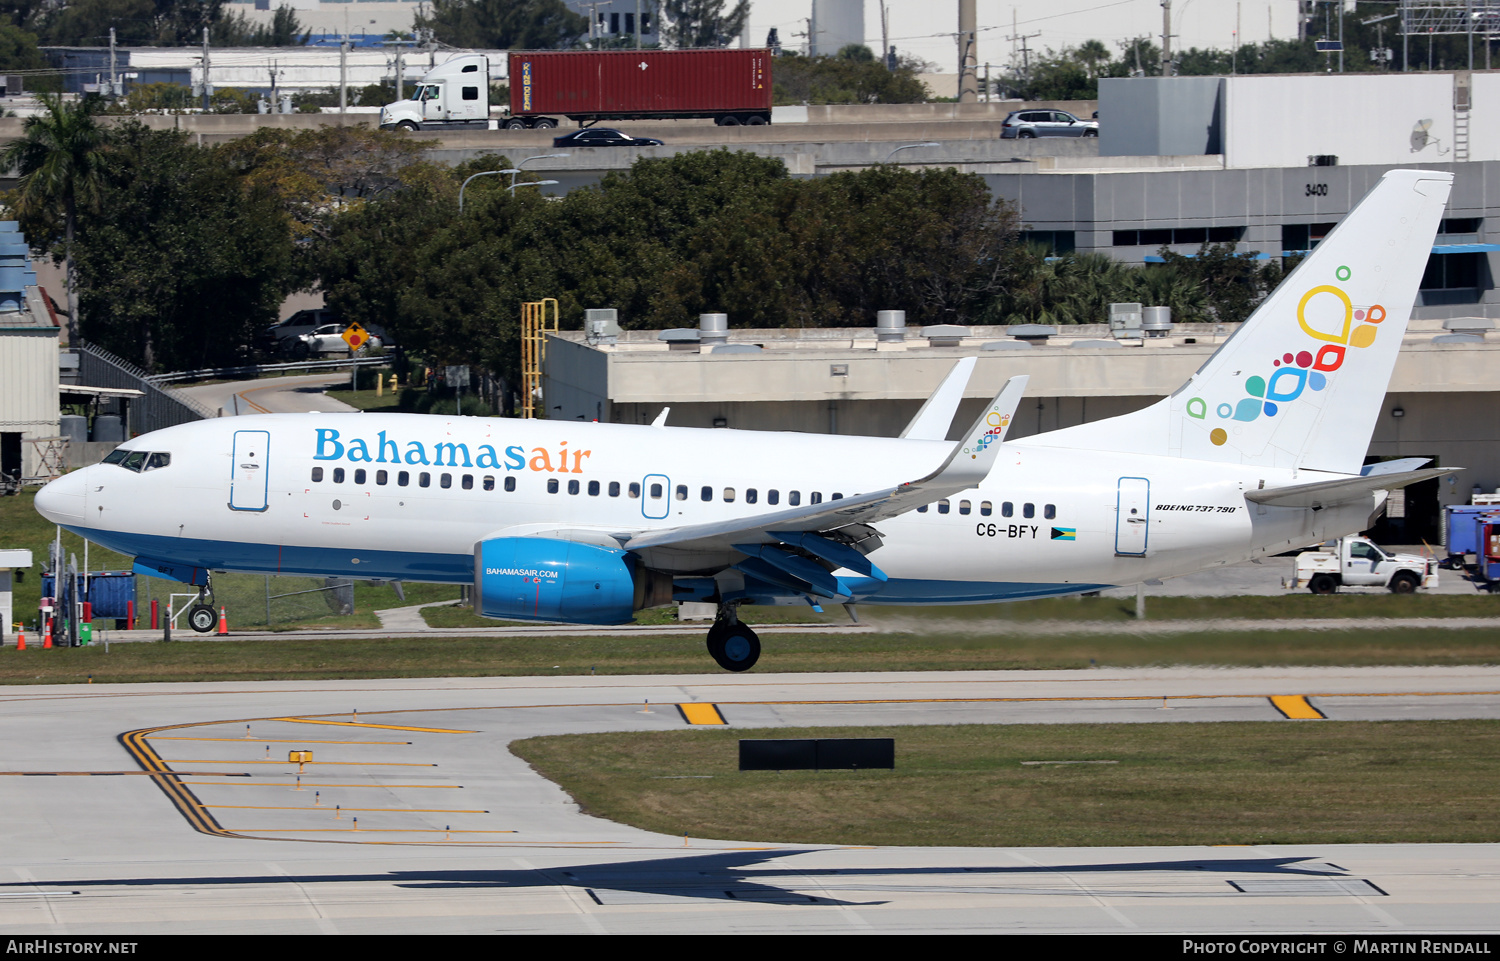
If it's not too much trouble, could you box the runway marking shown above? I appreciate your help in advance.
[118,727,245,840]
[151,737,414,745]
[1269,695,1327,720]
[212,805,490,813]
[0,771,251,777]
[180,781,463,788]
[269,717,474,733]
[677,703,727,725]
[240,829,519,834]
[164,759,438,766]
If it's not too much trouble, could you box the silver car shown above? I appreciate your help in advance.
[293,324,385,358]
[1000,110,1098,139]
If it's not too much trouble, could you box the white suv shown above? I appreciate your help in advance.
[292,324,385,358]
[1000,110,1098,139]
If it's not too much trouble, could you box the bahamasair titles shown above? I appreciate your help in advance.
[36,169,1456,671]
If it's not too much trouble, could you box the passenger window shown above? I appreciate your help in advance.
[145,452,171,471]
[723,487,735,502]
[355,469,366,485]
[1024,503,1035,519]
[650,483,662,498]
[398,471,410,487]
[462,474,473,490]
[938,500,950,514]
[980,501,992,516]
[377,470,388,486]
[701,486,712,502]
[333,468,345,484]
[746,488,757,504]
[588,480,600,496]
[1002,502,1013,517]
[1044,504,1056,520]
[917,504,928,513]
[504,476,515,492]
[609,481,620,497]
[483,475,494,491]
[568,479,580,494]
[629,482,641,498]
[810,492,822,505]
[548,478,559,493]
[959,500,971,515]
[419,472,431,488]
[311,467,324,482]
[767,490,779,505]
[788,491,801,506]
[677,484,688,501]
[440,473,452,489]
[831,492,842,500]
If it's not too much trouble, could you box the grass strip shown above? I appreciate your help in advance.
[511,720,1500,847]
[2,627,1498,685]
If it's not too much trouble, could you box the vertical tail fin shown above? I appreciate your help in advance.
[1030,169,1453,474]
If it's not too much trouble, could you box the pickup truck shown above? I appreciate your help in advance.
[1289,536,1437,594]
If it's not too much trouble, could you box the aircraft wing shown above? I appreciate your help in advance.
[1244,467,1455,510]
[899,356,976,440]
[619,376,1028,564]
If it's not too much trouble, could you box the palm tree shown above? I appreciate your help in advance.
[1,94,109,345]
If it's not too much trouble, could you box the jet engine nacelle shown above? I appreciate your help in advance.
[473,537,671,624]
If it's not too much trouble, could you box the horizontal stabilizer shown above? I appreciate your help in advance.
[1362,457,1433,477]
[1245,467,1456,510]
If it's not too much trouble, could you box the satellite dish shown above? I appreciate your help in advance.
[1410,119,1448,155]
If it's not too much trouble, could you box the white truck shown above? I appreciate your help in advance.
[1289,536,1437,594]
[380,55,491,131]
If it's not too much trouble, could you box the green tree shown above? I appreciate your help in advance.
[1,94,109,344]
[415,0,586,49]
[771,51,927,105]
[71,123,295,370]
[0,22,43,70]
[661,0,747,48]
[217,4,310,46]
[41,0,233,47]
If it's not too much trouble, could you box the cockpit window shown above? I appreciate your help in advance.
[121,450,148,472]
[102,449,129,466]
[144,452,171,471]
[106,449,169,472]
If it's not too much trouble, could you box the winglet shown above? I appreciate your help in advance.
[651,407,670,428]
[908,375,1028,489]
[899,356,976,440]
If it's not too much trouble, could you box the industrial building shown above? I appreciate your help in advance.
[0,224,58,487]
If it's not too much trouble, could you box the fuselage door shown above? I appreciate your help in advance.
[1115,476,1150,556]
[642,473,671,520]
[229,429,271,512]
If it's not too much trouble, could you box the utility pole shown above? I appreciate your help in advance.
[1161,0,1173,76]
[269,60,279,111]
[201,27,211,112]
[957,0,977,103]
[881,2,890,71]
[339,33,349,114]
[108,28,117,98]
[395,47,404,101]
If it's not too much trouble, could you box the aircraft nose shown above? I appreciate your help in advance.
[34,470,86,524]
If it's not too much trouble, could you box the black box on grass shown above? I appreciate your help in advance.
[739,738,894,771]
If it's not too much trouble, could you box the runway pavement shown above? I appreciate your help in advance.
[174,374,358,417]
[2,667,1497,934]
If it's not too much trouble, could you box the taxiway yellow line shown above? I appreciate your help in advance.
[269,717,474,733]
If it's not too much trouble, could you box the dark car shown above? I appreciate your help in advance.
[552,128,665,148]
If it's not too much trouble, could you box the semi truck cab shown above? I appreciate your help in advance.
[380,55,490,130]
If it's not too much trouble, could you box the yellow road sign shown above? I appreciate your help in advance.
[341,323,368,350]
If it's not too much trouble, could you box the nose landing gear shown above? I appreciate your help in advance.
[706,603,761,672]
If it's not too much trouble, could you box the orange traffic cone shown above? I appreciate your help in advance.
[217,607,228,635]
[15,628,25,651]
[42,622,52,649]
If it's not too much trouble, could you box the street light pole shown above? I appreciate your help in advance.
[459,169,519,212]
[885,141,940,163]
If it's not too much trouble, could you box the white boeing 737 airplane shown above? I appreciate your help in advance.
[35,169,1456,671]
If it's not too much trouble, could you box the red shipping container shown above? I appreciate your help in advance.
[509,49,772,124]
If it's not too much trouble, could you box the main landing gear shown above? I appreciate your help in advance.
[706,603,760,672]
[187,576,217,634]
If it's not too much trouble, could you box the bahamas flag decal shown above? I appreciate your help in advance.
[1050,528,1076,541]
